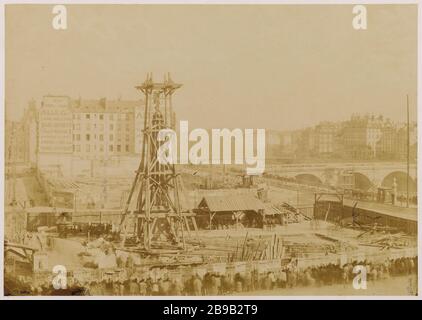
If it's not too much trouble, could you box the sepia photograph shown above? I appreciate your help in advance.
[2,2,419,299]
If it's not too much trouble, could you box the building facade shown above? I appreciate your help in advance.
[312,122,338,156]
[339,115,383,160]
[396,123,418,161]
[22,100,38,165]
[38,96,73,155]
[5,121,25,164]
[263,114,416,161]
[17,97,417,167]
[37,96,73,174]
[71,98,143,160]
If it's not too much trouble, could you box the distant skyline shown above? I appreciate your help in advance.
[5,4,417,130]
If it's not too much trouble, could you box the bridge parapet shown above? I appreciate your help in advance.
[264,162,417,192]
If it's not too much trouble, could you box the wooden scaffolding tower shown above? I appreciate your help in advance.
[120,73,189,251]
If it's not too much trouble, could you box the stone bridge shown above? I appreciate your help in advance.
[264,162,417,193]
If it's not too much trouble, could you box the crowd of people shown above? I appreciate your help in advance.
[6,256,417,296]
[57,221,121,240]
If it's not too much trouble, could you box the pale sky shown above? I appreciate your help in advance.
[5,4,418,130]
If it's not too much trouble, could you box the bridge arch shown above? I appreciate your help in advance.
[295,173,323,186]
[353,172,373,191]
[381,171,417,193]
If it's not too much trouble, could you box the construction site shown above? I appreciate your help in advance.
[4,74,418,296]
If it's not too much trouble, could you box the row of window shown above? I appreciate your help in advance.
[73,123,131,131]
[73,134,130,142]
[74,144,130,152]
[73,113,133,120]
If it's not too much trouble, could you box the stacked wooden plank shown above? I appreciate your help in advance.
[226,233,285,262]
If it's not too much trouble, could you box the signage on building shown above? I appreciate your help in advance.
[38,96,73,154]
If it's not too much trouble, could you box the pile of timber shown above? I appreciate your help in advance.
[227,233,285,262]
[272,202,311,223]
[284,240,337,256]
[314,233,357,251]
[358,233,413,250]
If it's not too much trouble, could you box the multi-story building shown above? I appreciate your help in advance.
[290,122,340,159]
[5,120,25,163]
[37,96,73,174]
[265,115,412,161]
[71,98,143,160]
[339,115,383,159]
[376,121,417,161]
[21,95,416,167]
[38,95,73,154]
[294,127,314,158]
[31,95,145,176]
[134,105,145,155]
[376,121,397,160]
[266,130,283,162]
[29,97,145,162]
[22,99,38,165]
[276,131,299,160]
[261,115,415,161]
[396,123,417,161]
[312,122,338,156]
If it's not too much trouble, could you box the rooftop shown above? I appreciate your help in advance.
[198,194,265,212]
[71,98,143,113]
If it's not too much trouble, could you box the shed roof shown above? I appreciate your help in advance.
[198,194,265,212]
